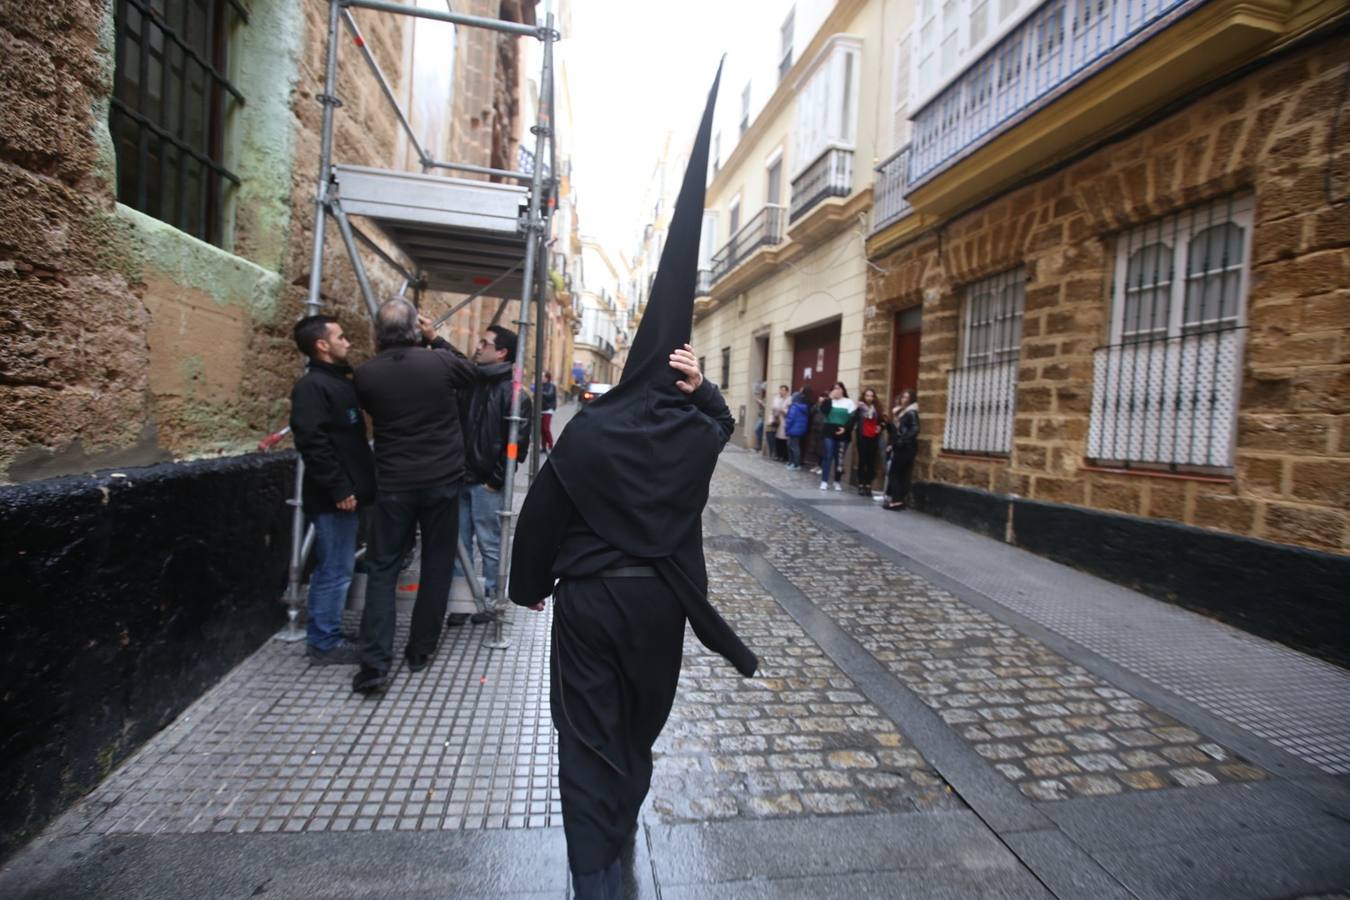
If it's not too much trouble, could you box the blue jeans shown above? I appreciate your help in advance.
[821,436,844,486]
[308,510,359,650]
[454,482,503,599]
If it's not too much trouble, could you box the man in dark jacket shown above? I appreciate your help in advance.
[290,315,376,665]
[450,324,531,619]
[351,299,477,693]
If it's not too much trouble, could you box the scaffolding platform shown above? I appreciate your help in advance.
[333,164,530,297]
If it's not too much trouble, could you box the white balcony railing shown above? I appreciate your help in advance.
[871,145,913,233]
[910,0,1192,186]
[944,359,1019,455]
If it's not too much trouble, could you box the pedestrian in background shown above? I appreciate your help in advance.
[770,384,790,461]
[885,389,920,511]
[540,371,557,454]
[752,383,766,453]
[851,387,883,497]
[351,300,477,693]
[818,382,856,492]
[784,385,811,470]
[450,325,531,625]
[289,315,376,666]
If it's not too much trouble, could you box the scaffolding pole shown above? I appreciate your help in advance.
[280,0,558,655]
[486,12,556,650]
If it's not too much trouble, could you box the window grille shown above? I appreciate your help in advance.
[1088,195,1252,470]
[111,0,247,246]
[944,269,1026,455]
[721,348,731,391]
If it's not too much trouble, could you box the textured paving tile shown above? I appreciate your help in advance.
[710,468,1266,801]
[650,550,957,822]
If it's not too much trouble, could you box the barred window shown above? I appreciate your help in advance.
[945,268,1025,455]
[111,0,247,246]
[1089,195,1252,470]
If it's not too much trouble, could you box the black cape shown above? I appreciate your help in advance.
[509,63,756,678]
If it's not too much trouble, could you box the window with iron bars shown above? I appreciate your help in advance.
[943,268,1026,455]
[721,347,731,392]
[1088,194,1253,471]
[111,0,248,246]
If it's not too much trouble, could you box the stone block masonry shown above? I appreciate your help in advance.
[865,33,1350,558]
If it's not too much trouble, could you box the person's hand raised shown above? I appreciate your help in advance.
[670,344,703,394]
[417,314,437,344]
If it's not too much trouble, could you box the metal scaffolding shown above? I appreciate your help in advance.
[277,0,559,652]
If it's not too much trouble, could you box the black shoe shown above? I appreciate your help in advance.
[307,640,359,666]
[352,666,390,694]
[470,609,500,625]
[445,613,470,628]
[404,651,431,673]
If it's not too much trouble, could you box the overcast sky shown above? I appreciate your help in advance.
[562,2,763,261]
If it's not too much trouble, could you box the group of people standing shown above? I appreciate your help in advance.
[758,381,920,510]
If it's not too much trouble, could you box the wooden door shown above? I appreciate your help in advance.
[890,308,922,407]
[790,320,840,394]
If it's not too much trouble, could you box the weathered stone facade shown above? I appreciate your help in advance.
[865,33,1350,556]
[0,0,532,483]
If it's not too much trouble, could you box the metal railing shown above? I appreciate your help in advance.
[696,267,713,296]
[871,145,913,233]
[1087,328,1243,469]
[711,204,785,282]
[790,147,854,222]
[943,358,1019,455]
[910,0,1192,185]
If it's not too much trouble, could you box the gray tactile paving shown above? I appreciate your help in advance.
[724,450,1350,775]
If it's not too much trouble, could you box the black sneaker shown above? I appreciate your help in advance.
[404,651,431,673]
[307,641,359,666]
[470,609,500,625]
[352,666,390,694]
[445,613,470,628]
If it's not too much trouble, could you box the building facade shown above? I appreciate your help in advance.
[692,0,913,447]
[0,0,538,858]
[572,236,627,385]
[865,0,1348,658]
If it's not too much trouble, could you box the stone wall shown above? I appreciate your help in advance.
[865,33,1350,556]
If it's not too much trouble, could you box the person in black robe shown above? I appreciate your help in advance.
[509,65,757,900]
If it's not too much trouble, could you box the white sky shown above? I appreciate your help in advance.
[563,1,764,260]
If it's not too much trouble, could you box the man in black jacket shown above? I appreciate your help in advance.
[449,324,531,620]
[351,299,477,693]
[289,315,376,665]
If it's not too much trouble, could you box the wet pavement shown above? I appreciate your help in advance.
[3,422,1349,898]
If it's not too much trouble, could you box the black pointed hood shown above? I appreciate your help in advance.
[544,64,723,558]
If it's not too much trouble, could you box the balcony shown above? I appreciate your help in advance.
[711,205,785,284]
[870,145,913,234]
[912,0,1196,187]
[790,147,853,223]
[696,268,713,297]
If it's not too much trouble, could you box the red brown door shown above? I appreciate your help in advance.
[791,320,841,393]
[890,307,922,407]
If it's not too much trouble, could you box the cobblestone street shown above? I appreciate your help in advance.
[4,443,1349,899]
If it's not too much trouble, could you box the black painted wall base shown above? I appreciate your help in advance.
[911,481,1350,671]
[0,453,295,860]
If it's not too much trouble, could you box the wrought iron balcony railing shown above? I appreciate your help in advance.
[1088,327,1243,470]
[943,358,1020,455]
[870,145,913,234]
[711,205,785,283]
[696,268,713,297]
[790,147,853,222]
[910,0,1190,186]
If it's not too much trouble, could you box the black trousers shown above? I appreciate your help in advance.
[358,483,460,672]
[856,435,879,486]
[552,575,684,878]
[888,445,916,503]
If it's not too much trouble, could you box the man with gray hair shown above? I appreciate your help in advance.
[351,298,477,694]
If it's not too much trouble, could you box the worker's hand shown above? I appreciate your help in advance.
[670,344,703,394]
[336,495,357,511]
[528,601,545,612]
[417,314,437,343]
